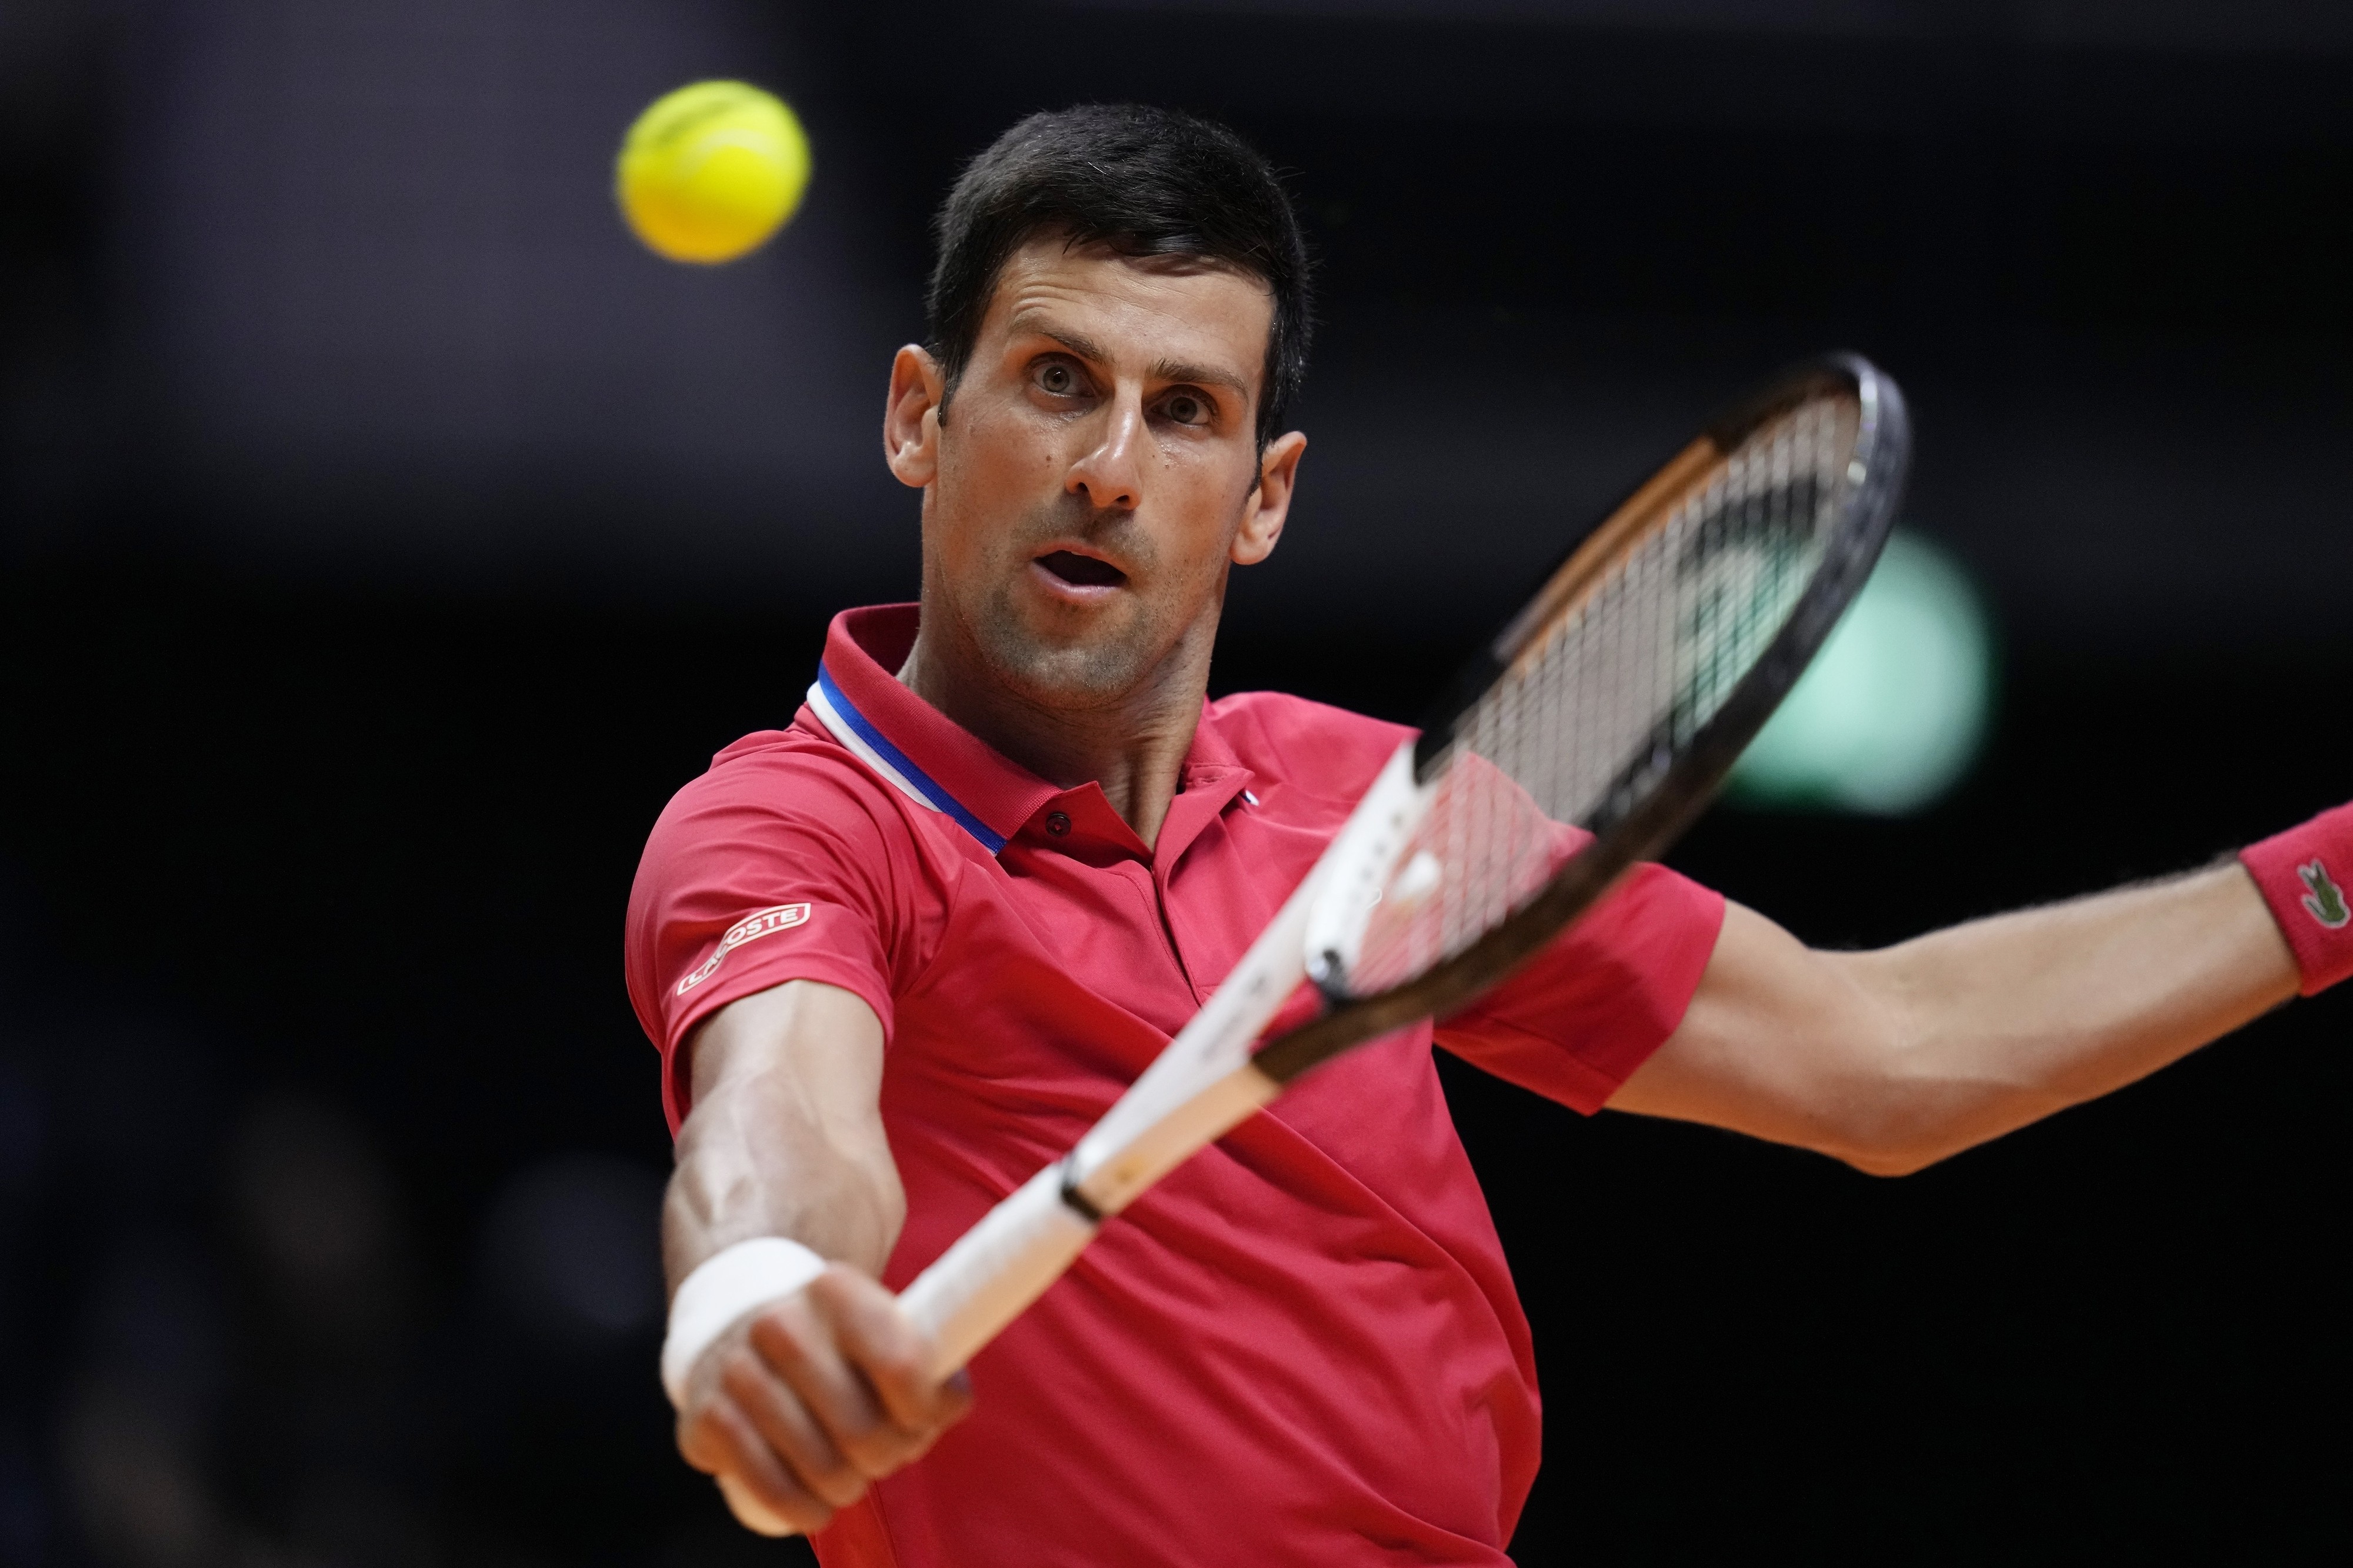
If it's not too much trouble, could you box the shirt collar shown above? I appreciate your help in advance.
[804,605,1054,853]
[801,603,1253,860]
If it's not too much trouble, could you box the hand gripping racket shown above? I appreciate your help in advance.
[898,353,1912,1376]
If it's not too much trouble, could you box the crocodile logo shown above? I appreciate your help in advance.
[2299,859,2350,930]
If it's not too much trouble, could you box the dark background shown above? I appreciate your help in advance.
[2,2,2348,1564]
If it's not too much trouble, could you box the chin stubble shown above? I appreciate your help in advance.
[969,578,1168,702]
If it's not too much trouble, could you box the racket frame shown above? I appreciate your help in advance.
[1261,353,1908,1082]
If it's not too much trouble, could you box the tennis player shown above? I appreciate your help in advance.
[625,105,2348,1565]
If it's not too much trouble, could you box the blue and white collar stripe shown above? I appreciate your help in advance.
[807,667,1009,854]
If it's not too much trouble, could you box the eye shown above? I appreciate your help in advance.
[1035,361,1079,396]
[1162,391,1209,426]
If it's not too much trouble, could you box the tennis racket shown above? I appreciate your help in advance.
[898,353,1912,1376]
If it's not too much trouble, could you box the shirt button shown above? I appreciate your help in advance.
[1045,811,1071,837]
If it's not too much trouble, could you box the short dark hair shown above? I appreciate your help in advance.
[925,105,1312,448]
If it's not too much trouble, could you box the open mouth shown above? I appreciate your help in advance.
[1036,550,1128,589]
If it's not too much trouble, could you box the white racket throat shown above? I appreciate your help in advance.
[1072,742,1428,1207]
[900,742,1431,1376]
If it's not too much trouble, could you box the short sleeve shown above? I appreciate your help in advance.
[624,734,917,1133]
[1434,861,1727,1114]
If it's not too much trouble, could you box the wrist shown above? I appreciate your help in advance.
[2240,802,2353,997]
[660,1236,829,1407]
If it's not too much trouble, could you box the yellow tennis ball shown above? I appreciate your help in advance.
[616,81,811,265]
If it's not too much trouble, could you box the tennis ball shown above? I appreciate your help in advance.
[616,81,811,265]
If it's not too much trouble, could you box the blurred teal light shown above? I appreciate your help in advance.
[1729,532,1995,815]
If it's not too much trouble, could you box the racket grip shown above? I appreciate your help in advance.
[899,1162,1099,1379]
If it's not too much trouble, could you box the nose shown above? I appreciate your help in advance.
[1066,392,1144,512]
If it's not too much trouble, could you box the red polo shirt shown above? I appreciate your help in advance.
[625,605,1726,1566]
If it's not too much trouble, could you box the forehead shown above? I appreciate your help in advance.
[979,239,1272,384]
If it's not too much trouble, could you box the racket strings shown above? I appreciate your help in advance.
[1346,392,1861,997]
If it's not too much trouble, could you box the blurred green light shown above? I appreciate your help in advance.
[1729,531,1995,815]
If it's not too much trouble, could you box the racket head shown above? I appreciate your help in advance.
[1259,353,1911,1082]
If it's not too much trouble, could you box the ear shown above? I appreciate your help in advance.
[1232,430,1307,567]
[884,345,947,489]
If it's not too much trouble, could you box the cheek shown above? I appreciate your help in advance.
[934,418,1044,556]
[959,403,1061,484]
[1156,457,1254,568]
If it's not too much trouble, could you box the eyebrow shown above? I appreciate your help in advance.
[1016,319,1254,403]
[1152,357,1252,401]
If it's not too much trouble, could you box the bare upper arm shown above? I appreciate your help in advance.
[1608,861,2304,1176]
[685,978,889,1127]
[1605,901,1908,1170]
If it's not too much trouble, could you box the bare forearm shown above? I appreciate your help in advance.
[656,982,965,1536]
[662,980,904,1289]
[1615,865,2301,1173]
[1828,861,2297,1165]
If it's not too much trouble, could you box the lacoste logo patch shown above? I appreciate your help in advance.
[2299,859,2349,930]
[676,903,812,996]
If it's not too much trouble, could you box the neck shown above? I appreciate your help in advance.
[897,607,1214,851]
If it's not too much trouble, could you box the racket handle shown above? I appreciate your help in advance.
[899,1162,1099,1379]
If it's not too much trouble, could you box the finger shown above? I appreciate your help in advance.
[749,1293,922,1480]
[721,1343,869,1510]
[822,1273,974,1435]
[802,1271,970,1466]
[892,1372,978,1467]
[925,1369,976,1440]
[685,1393,835,1537]
[718,1473,798,1538]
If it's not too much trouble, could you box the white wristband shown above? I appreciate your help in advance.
[661,1237,829,1408]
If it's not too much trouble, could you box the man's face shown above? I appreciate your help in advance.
[887,238,1302,709]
